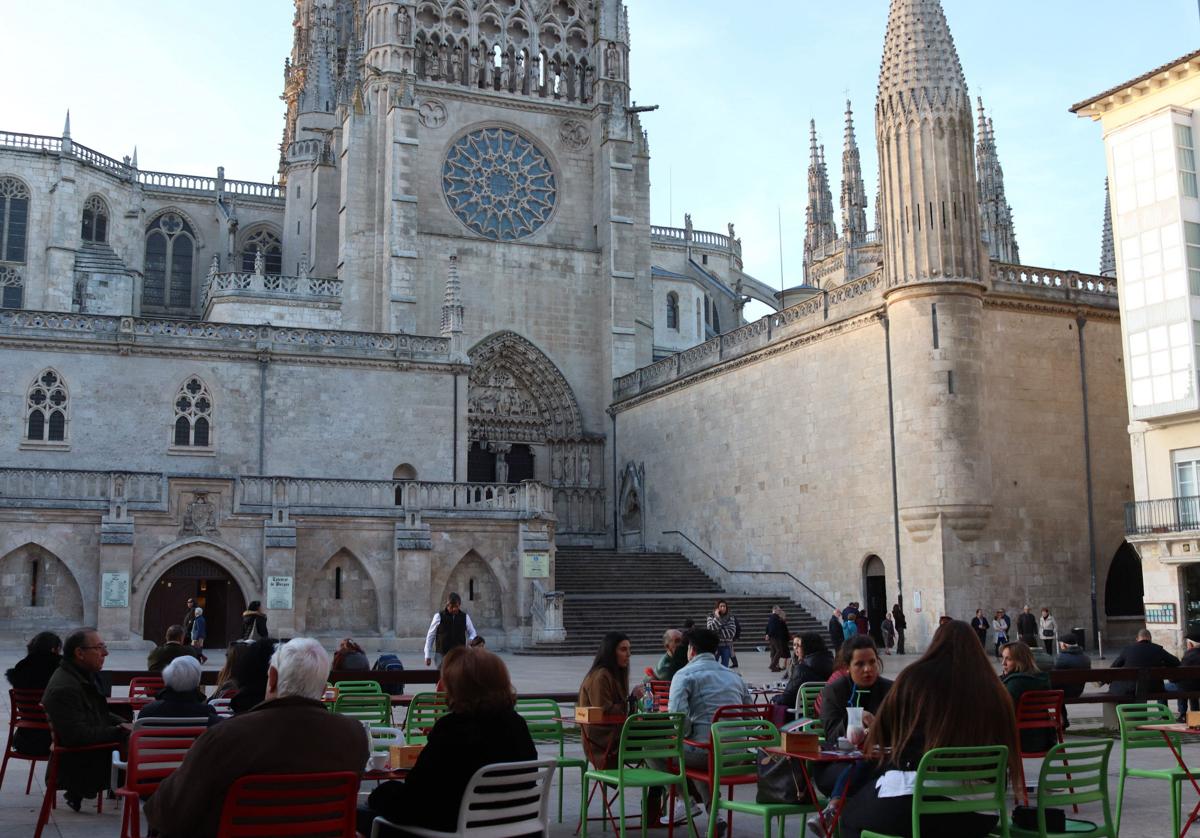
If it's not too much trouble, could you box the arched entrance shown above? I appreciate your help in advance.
[143,557,246,649]
[863,555,887,645]
[1104,542,1145,618]
[442,551,504,631]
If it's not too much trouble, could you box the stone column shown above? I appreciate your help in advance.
[394,513,433,639]
[263,513,297,637]
[98,510,135,644]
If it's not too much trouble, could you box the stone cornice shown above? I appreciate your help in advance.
[983,293,1121,322]
[416,82,592,118]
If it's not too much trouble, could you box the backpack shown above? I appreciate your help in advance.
[733,615,743,640]
[372,654,404,695]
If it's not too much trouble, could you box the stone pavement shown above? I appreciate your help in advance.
[0,645,1192,836]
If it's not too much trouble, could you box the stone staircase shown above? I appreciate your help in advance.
[518,548,825,655]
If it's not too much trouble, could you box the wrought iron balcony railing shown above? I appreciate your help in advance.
[1125,497,1200,536]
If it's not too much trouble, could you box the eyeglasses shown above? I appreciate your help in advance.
[80,643,108,651]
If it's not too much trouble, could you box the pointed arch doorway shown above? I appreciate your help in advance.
[142,557,246,649]
[863,555,887,645]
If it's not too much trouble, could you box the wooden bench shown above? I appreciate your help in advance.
[1050,666,1200,726]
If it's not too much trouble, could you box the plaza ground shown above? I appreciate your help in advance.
[0,645,1191,837]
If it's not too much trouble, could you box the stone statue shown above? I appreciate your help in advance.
[550,450,563,482]
[685,213,693,238]
[499,58,510,91]
[396,6,411,41]
[209,254,220,277]
[439,44,449,79]
[425,43,438,79]
[468,47,478,87]
[298,251,310,280]
[254,247,265,276]
[492,442,511,484]
[563,451,575,484]
[606,42,620,79]
[450,46,462,84]
[580,448,591,486]
[728,222,736,241]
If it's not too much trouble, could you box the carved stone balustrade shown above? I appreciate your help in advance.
[205,272,343,306]
[991,262,1117,298]
[238,476,548,518]
[0,468,165,511]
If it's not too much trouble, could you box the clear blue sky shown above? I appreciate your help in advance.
[3,1,1196,300]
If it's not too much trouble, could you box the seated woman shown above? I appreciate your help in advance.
[358,647,536,836]
[138,656,220,726]
[331,638,370,672]
[208,642,248,702]
[4,631,62,756]
[578,631,638,769]
[814,635,892,796]
[773,632,834,712]
[838,621,1020,838]
[1001,640,1056,753]
[229,637,277,714]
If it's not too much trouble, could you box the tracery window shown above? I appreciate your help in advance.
[25,369,69,445]
[143,212,196,311]
[172,376,213,448]
[239,228,282,274]
[666,292,679,330]
[0,177,29,309]
[81,195,109,243]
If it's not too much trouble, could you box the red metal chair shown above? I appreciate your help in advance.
[681,704,772,832]
[1014,689,1067,806]
[127,676,165,711]
[217,771,360,837]
[33,720,121,838]
[115,726,206,838]
[648,680,672,711]
[0,688,51,794]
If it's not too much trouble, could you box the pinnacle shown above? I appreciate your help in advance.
[877,0,967,108]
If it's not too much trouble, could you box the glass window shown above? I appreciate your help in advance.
[666,292,678,330]
[0,177,30,264]
[25,369,68,444]
[239,228,283,274]
[1178,124,1198,199]
[172,376,213,448]
[81,195,110,243]
[1187,223,1200,296]
[142,212,196,312]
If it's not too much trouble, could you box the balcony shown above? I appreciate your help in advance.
[1125,497,1200,536]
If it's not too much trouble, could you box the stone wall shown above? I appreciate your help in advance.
[304,549,381,635]
[0,543,84,626]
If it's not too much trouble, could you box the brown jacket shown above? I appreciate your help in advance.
[145,695,369,838]
[577,667,628,767]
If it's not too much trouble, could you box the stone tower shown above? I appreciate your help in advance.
[975,98,1019,263]
[803,121,837,280]
[876,0,992,628]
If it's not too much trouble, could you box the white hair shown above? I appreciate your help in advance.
[194,607,203,617]
[162,654,202,692]
[270,637,331,700]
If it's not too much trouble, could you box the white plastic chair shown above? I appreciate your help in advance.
[370,758,556,837]
[209,698,233,718]
[368,725,405,753]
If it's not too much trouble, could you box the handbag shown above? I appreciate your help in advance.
[755,747,811,804]
[1012,805,1067,831]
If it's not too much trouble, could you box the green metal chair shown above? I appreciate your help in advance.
[708,718,816,838]
[1009,739,1115,837]
[331,692,391,726]
[515,697,588,823]
[403,691,449,745]
[861,745,1011,838]
[334,679,384,695]
[581,711,698,838]
[1115,702,1190,837]
[793,682,825,719]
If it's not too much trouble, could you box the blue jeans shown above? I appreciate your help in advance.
[1166,682,1198,716]
[716,644,732,667]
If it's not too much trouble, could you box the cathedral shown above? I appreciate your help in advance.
[0,0,1136,653]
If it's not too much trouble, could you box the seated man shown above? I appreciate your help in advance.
[145,637,370,838]
[1109,628,1180,696]
[138,655,220,726]
[654,628,687,681]
[1052,631,1091,728]
[1169,630,1200,721]
[663,627,751,826]
[146,624,201,673]
[41,628,129,811]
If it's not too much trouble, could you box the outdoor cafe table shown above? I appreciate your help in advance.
[763,745,862,838]
[1138,723,1200,838]
[557,714,633,836]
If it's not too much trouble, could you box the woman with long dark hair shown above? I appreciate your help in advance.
[5,631,62,755]
[578,631,636,768]
[838,620,1021,838]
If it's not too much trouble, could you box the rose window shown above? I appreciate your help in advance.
[442,128,557,241]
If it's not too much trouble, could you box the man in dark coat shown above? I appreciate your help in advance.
[147,624,201,672]
[1016,606,1038,642]
[240,600,269,640]
[41,628,129,810]
[145,637,368,838]
[892,597,907,655]
[181,597,196,641]
[764,606,790,671]
[1109,628,1181,696]
[828,609,845,652]
[1053,631,1092,728]
[1169,630,1200,719]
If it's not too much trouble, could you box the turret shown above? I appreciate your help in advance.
[803,121,837,278]
[975,98,1019,263]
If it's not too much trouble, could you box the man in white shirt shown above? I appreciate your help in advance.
[423,592,477,666]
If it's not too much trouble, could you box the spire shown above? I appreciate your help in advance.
[804,121,838,271]
[876,0,983,286]
[441,254,464,338]
[975,98,1019,263]
[62,110,71,138]
[841,100,869,243]
[131,146,138,169]
[1100,178,1115,277]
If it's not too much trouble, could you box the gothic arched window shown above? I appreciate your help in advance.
[25,369,69,445]
[712,302,721,334]
[0,177,29,309]
[239,228,282,274]
[81,194,109,243]
[172,376,213,449]
[143,212,196,312]
[666,291,679,330]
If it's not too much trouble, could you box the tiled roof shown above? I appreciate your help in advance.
[1070,47,1200,114]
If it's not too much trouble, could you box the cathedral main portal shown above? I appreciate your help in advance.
[142,557,246,649]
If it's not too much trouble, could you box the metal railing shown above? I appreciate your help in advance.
[662,529,837,612]
[1125,497,1200,536]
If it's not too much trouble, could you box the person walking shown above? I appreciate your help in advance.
[880,612,895,655]
[423,592,477,667]
[970,609,989,647]
[1016,606,1037,644]
[182,597,197,644]
[190,607,208,663]
[764,606,790,672]
[990,610,1009,659]
[843,611,859,640]
[706,599,737,667]
[241,600,268,640]
[829,610,845,652]
[1038,608,1058,656]
[891,597,906,655]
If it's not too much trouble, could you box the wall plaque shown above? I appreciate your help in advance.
[522,552,550,578]
[101,572,129,608]
[267,575,294,610]
[1145,602,1177,624]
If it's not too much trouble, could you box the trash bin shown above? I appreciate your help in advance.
[1071,626,1086,651]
